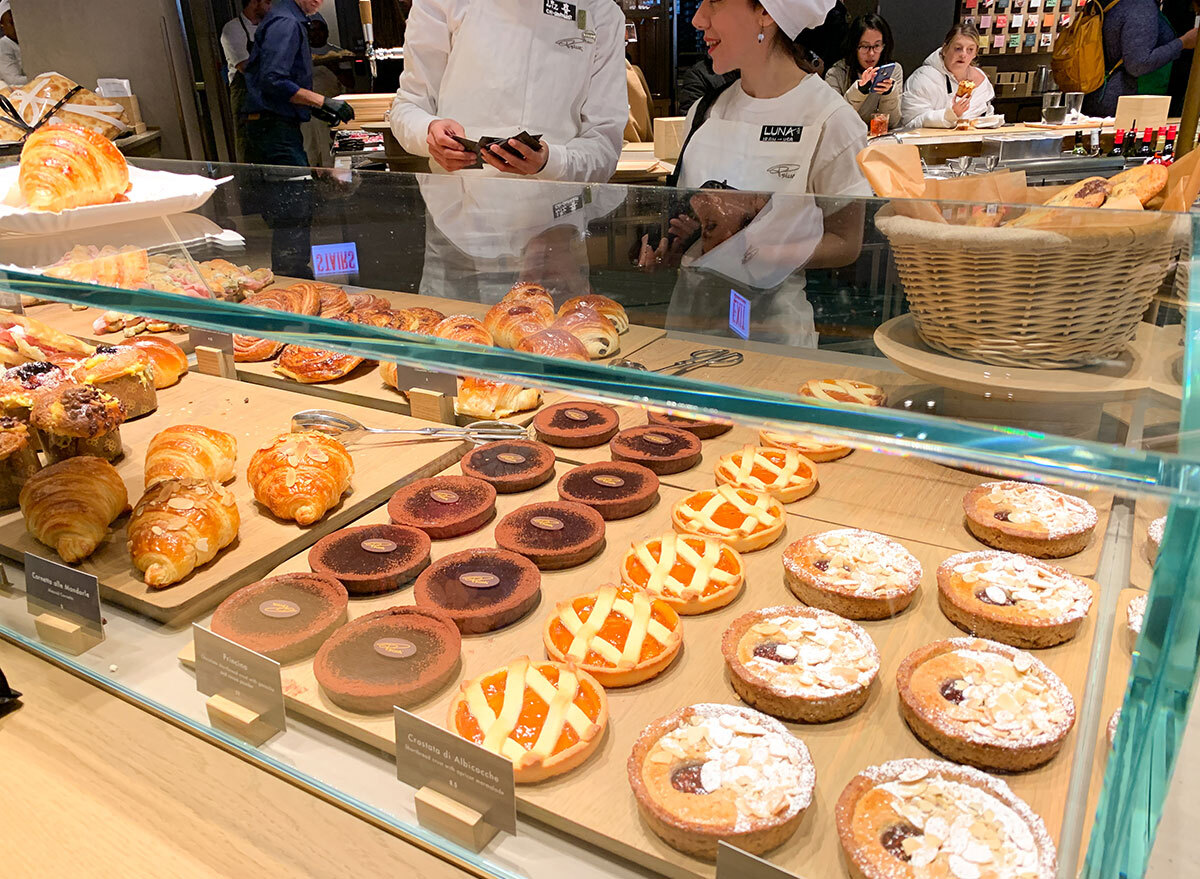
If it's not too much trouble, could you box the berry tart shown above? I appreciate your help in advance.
[647,409,733,439]
[307,523,431,595]
[896,637,1075,772]
[672,485,785,553]
[610,425,702,476]
[448,657,608,783]
[1147,515,1165,565]
[627,703,815,859]
[714,445,818,503]
[621,532,745,614]
[543,583,683,687]
[459,439,556,493]
[759,427,852,463]
[835,758,1056,879]
[210,573,348,663]
[937,551,1093,648]
[962,482,1097,558]
[783,529,922,620]
[533,401,620,448]
[387,475,497,539]
[494,500,606,569]
[722,606,879,722]
[556,461,659,520]
[413,548,542,634]
[798,378,886,407]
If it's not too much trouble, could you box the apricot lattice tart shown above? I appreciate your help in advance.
[758,427,852,462]
[798,378,886,407]
[621,532,745,614]
[671,485,785,553]
[714,445,817,503]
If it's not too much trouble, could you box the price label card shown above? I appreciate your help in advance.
[717,842,805,879]
[193,624,286,732]
[729,289,751,340]
[25,552,102,636]
[385,364,458,395]
[188,328,234,355]
[395,707,517,834]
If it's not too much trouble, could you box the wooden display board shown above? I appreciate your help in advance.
[0,373,470,625]
[193,448,1103,879]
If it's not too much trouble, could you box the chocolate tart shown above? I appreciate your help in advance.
[308,523,431,596]
[387,475,497,539]
[963,481,1097,558]
[210,573,349,663]
[313,606,462,713]
[610,426,702,475]
[556,461,659,520]
[533,401,620,448]
[460,439,556,493]
[494,500,605,570]
[646,410,733,439]
[414,548,541,634]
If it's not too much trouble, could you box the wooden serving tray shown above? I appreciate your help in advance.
[0,372,470,626]
[199,450,1101,879]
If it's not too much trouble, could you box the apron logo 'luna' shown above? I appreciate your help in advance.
[759,125,804,143]
[767,164,802,179]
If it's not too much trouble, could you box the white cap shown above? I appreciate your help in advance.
[0,1,12,18]
[758,0,835,40]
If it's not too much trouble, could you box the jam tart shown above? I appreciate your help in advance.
[714,445,817,503]
[621,532,745,614]
[448,657,608,783]
[937,551,1093,648]
[896,637,1075,772]
[722,606,879,722]
[962,481,1097,558]
[627,703,815,860]
[671,485,785,553]
[758,427,852,463]
[543,583,683,687]
[835,758,1056,879]
[798,378,886,407]
[783,529,922,620]
[1147,515,1165,565]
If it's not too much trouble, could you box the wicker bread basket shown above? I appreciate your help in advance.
[875,208,1181,368]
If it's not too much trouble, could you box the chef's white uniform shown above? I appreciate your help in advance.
[390,0,628,183]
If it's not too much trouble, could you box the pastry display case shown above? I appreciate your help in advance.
[0,156,1195,879]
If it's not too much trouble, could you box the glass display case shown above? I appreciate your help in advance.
[0,157,1194,879]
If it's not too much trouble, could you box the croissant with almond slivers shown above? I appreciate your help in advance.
[20,456,129,563]
[145,425,238,488]
[128,478,240,587]
[248,432,353,526]
[19,124,131,213]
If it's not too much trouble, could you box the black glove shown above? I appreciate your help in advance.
[312,96,355,125]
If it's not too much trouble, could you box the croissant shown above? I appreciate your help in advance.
[128,478,240,587]
[558,295,629,334]
[248,432,353,526]
[516,329,589,361]
[456,378,541,419]
[234,335,285,363]
[433,315,494,346]
[503,283,556,321]
[484,301,552,349]
[45,245,149,289]
[274,344,365,383]
[117,337,188,388]
[19,124,131,212]
[550,306,619,359]
[145,425,238,488]
[19,456,129,563]
[245,285,321,316]
[350,293,391,312]
[391,307,445,334]
[315,284,353,318]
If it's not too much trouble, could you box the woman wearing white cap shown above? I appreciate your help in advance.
[0,1,26,88]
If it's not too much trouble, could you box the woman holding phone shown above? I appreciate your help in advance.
[825,14,903,130]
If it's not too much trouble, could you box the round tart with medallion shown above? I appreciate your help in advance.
[758,427,852,462]
[211,573,348,663]
[835,758,1056,879]
[533,401,620,448]
[962,481,1097,558]
[413,547,541,634]
[627,703,815,860]
[449,656,608,783]
[646,409,733,439]
[556,461,659,520]
[798,378,886,407]
[313,606,462,713]
[937,551,1093,648]
[672,485,785,553]
[387,475,497,539]
[459,439,556,493]
[308,523,431,595]
[610,425,702,475]
[714,445,818,503]
[494,500,606,569]
[543,583,683,687]
[897,637,1075,772]
[722,606,880,722]
[783,529,922,620]
[621,532,745,614]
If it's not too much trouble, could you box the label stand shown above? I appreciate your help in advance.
[33,612,102,655]
[195,345,237,380]
[408,388,456,424]
[414,786,500,852]
[205,694,278,746]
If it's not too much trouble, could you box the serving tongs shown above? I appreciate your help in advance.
[613,348,745,375]
[291,410,530,446]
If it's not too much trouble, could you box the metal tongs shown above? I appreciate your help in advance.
[291,410,530,446]
[613,348,745,375]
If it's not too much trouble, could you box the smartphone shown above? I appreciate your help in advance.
[871,62,897,90]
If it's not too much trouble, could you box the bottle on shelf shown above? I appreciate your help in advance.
[1089,129,1101,156]
[1137,127,1154,158]
[1072,130,1088,155]
[1123,120,1139,157]
[1155,126,1168,153]
[1108,129,1126,156]
[1164,125,1178,159]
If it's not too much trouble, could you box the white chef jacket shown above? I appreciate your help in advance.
[390,0,627,183]
[0,36,25,87]
[901,50,995,129]
[220,14,257,84]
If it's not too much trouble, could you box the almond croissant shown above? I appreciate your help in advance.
[144,425,238,488]
[247,432,353,526]
[128,478,240,587]
[20,456,129,563]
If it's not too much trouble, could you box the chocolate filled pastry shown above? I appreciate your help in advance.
[484,300,552,349]
[414,547,542,634]
[460,439,556,493]
[558,295,629,334]
[32,383,126,462]
[610,425,702,475]
[551,305,620,359]
[557,461,660,520]
[516,329,590,361]
[647,409,733,439]
[70,344,157,418]
[390,307,445,334]
[533,401,620,447]
[494,500,606,570]
[387,475,497,539]
[0,417,41,509]
[211,573,349,663]
[308,523,432,595]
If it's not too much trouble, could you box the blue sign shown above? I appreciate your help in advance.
[312,242,359,277]
[729,289,750,340]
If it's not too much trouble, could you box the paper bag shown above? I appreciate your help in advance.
[856,143,944,223]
